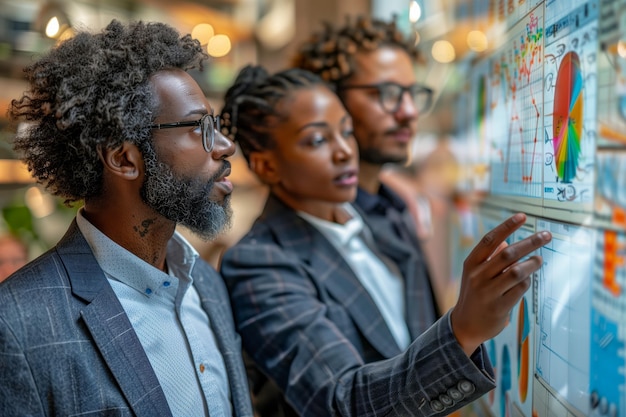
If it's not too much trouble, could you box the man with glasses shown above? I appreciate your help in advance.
[0,20,253,416]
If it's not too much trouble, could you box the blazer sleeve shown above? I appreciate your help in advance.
[221,238,496,417]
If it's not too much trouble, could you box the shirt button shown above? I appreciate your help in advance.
[199,363,205,373]
[145,288,152,295]
[430,399,444,412]
[163,281,171,287]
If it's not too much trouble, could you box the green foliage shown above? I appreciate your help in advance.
[1,204,37,241]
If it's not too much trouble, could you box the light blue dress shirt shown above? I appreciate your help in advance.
[76,210,232,417]
[298,203,411,349]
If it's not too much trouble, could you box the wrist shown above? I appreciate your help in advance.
[450,308,481,356]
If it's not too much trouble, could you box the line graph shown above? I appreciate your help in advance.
[536,219,594,417]
[489,8,545,199]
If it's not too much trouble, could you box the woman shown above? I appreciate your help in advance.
[220,65,550,417]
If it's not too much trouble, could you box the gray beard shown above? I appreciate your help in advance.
[140,149,232,241]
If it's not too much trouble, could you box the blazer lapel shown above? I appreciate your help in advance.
[80,294,172,417]
[57,222,172,417]
[263,196,403,358]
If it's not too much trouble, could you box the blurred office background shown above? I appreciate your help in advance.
[0,0,470,268]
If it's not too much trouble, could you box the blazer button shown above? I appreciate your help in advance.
[447,387,463,401]
[439,394,454,407]
[458,380,475,395]
[430,399,445,412]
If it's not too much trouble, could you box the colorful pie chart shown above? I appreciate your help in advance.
[552,51,583,184]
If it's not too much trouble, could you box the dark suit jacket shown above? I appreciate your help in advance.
[354,184,441,319]
[221,195,496,417]
[0,220,253,417]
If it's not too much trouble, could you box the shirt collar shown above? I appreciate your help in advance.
[355,183,407,215]
[297,203,364,247]
[76,209,199,299]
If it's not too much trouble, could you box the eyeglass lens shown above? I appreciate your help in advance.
[202,114,223,153]
[380,84,431,113]
[201,114,213,153]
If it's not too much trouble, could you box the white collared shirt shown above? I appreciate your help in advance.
[77,210,232,417]
[298,204,411,349]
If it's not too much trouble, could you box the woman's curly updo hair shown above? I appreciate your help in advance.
[220,65,326,164]
[292,15,419,87]
[8,19,207,204]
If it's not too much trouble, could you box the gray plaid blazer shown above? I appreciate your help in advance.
[0,220,253,417]
[221,195,495,417]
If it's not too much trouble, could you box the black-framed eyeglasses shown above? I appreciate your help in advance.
[339,82,434,114]
[150,112,221,153]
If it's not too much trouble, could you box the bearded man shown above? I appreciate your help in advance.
[0,20,252,417]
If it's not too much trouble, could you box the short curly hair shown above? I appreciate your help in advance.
[292,15,419,87]
[8,20,207,204]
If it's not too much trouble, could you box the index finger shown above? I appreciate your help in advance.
[465,213,527,268]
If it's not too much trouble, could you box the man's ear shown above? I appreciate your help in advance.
[98,142,142,181]
[249,151,280,185]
